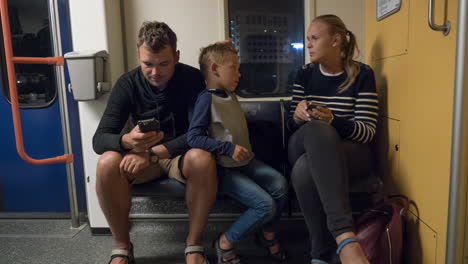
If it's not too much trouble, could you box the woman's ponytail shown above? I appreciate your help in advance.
[339,30,360,93]
[312,15,360,93]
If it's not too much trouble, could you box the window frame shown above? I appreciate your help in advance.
[222,0,314,100]
[0,1,58,109]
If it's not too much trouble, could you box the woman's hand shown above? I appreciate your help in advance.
[309,106,334,124]
[293,100,311,124]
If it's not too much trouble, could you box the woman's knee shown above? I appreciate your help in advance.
[291,155,311,187]
[302,120,339,142]
[288,131,303,165]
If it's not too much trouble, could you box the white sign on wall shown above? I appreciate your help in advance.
[376,0,401,21]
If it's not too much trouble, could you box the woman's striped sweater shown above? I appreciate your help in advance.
[289,62,379,144]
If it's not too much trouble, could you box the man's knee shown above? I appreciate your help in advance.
[184,149,216,170]
[96,151,122,182]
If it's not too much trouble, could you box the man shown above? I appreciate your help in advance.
[93,21,216,264]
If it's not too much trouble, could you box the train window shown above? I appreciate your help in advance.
[228,0,304,98]
[0,0,57,108]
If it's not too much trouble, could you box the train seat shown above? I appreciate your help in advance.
[131,100,383,213]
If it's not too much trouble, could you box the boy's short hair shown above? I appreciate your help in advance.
[137,21,177,53]
[199,43,238,78]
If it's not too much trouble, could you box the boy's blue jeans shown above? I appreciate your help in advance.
[218,158,288,243]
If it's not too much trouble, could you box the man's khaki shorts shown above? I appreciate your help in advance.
[132,155,186,184]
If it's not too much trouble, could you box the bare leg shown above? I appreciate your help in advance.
[96,151,132,264]
[96,152,131,246]
[336,232,369,264]
[183,149,217,264]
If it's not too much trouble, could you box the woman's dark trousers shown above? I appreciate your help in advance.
[289,120,371,261]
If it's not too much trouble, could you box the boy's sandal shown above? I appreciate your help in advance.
[335,237,359,255]
[254,232,287,262]
[311,259,329,264]
[213,236,241,264]
[185,245,210,264]
[108,242,135,264]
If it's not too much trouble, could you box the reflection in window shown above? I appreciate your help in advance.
[1,0,56,108]
[228,0,304,97]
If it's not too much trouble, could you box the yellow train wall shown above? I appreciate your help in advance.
[365,0,458,263]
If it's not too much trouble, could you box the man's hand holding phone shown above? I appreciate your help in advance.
[137,118,160,133]
[121,119,164,152]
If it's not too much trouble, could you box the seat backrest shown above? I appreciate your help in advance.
[240,100,284,171]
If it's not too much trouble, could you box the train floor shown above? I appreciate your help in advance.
[0,217,318,264]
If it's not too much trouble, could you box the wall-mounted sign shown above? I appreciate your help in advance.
[376,0,401,21]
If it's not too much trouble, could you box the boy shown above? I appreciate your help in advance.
[187,43,288,263]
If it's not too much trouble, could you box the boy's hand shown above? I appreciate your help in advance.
[232,145,251,162]
[121,125,164,152]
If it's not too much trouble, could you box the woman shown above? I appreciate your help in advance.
[288,15,378,264]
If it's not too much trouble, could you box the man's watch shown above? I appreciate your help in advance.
[148,148,159,164]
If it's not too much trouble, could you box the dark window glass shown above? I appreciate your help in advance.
[228,0,304,97]
[0,0,57,108]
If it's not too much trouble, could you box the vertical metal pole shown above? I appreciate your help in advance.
[49,0,80,228]
[446,0,468,263]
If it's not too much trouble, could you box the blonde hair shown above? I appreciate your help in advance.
[313,14,360,93]
[199,43,237,78]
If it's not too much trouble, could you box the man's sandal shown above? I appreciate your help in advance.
[213,236,241,264]
[254,232,287,262]
[185,245,210,264]
[108,242,135,264]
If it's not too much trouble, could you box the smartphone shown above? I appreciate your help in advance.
[307,102,325,111]
[137,118,160,133]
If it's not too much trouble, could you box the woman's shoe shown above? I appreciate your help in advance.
[213,235,241,264]
[336,237,369,264]
[254,232,287,262]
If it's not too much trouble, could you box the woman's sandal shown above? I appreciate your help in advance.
[213,236,241,264]
[185,245,210,264]
[311,259,329,264]
[335,237,359,256]
[254,232,287,262]
[108,242,135,264]
[336,237,369,264]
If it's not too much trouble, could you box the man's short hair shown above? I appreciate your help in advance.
[137,21,177,53]
[199,43,237,78]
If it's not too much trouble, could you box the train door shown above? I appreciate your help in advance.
[0,0,85,215]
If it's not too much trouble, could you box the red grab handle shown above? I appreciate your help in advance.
[0,0,73,165]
